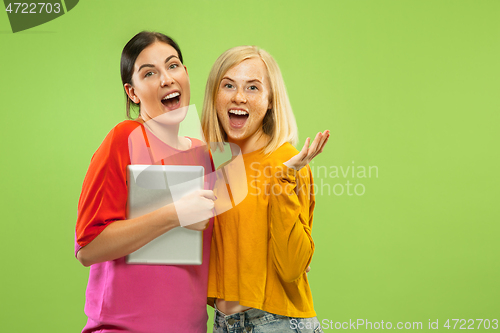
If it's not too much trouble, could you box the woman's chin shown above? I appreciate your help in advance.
[225,131,245,143]
[150,106,189,126]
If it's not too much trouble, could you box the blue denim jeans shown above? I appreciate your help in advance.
[213,302,323,333]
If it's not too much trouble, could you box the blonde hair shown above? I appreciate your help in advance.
[201,46,298,155]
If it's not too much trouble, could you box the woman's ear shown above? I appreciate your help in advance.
[124,83,140,104]
[184,65,189,76]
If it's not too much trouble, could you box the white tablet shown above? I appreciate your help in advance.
[125,165,204,265]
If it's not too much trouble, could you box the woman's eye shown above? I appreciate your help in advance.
[169,63,179,69]
[224,83,234,89]
[144,71,154,78]
[248,85,258,91]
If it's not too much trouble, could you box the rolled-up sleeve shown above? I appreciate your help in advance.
[268,165,315,283]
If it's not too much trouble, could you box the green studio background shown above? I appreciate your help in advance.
[1,0,499,331]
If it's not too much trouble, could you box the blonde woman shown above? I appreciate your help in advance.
[202,46,329,332]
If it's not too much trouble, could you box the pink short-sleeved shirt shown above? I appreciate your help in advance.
[76,120,214,333]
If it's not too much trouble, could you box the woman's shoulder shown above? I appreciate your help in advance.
[111,120,143,138]
[270,142,299,160]
[100,120,143,146]
[92,120,141,159]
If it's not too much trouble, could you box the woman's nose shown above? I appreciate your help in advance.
[160,72,174,87]
[231,88,247,104]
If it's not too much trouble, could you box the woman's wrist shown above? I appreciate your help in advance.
[159,203,182,230]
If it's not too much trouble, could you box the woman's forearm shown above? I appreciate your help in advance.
[269,165,315,282]
[76,204,179,267]
[269,205,315,282]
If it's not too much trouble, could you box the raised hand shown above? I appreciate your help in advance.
[284,130,330,171]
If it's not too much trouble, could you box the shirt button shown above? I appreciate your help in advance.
[227,318,235,325]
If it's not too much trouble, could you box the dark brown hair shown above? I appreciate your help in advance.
[120,31,183,118]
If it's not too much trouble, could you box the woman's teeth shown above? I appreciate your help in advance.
[162,92,180,100]
[228,109,248,115]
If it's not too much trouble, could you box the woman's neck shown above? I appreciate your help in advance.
[136,117,185,150]
[229,131,270,155]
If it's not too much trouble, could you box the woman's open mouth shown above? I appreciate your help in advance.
[161,91,181,110]
[228,109,249,129]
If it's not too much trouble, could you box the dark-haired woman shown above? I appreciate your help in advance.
[75,32,215,333]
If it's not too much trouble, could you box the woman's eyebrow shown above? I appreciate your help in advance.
[221,77,262,84]
[137,63,155,72]
[164,55,179,63]
[137,55,179,72]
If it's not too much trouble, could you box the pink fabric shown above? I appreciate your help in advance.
[76,121,214,333]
